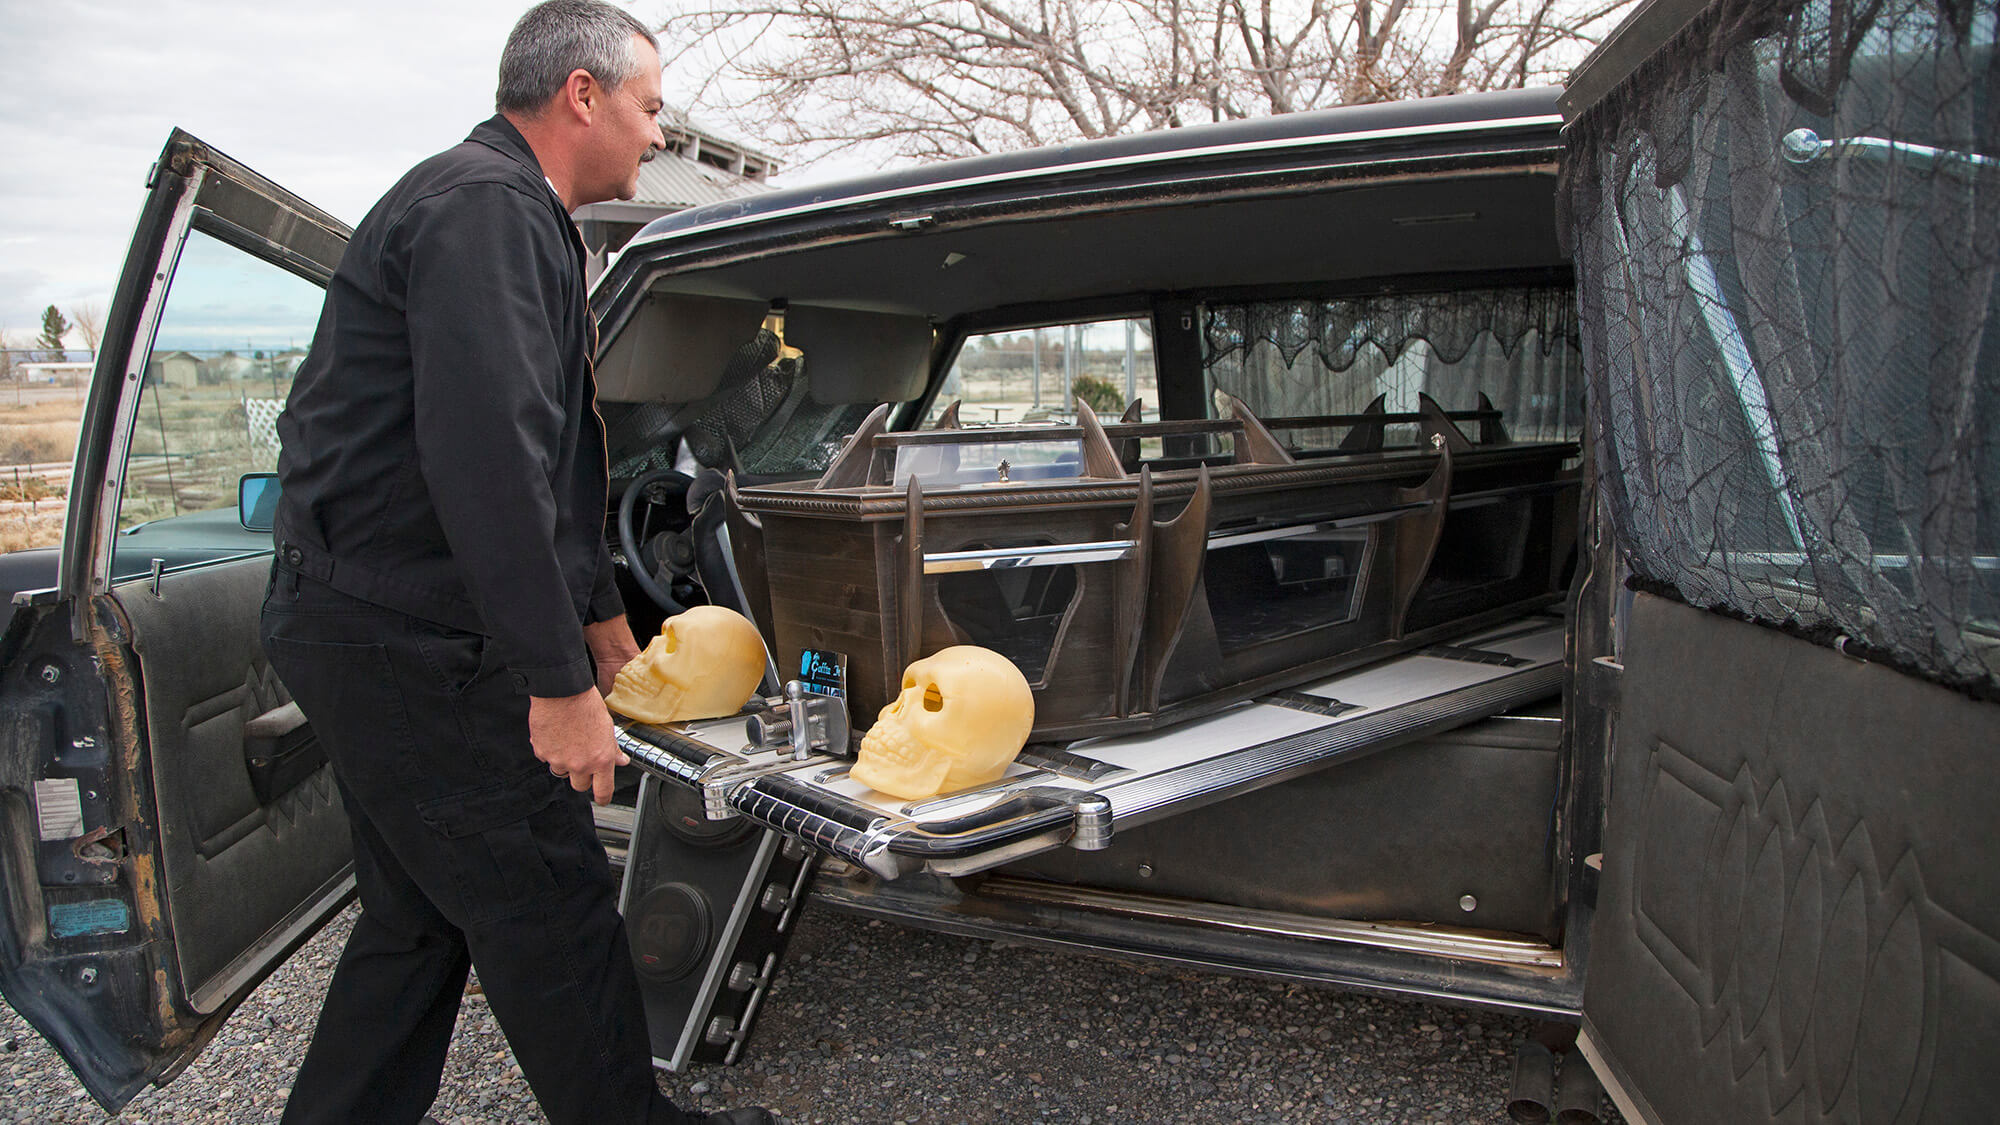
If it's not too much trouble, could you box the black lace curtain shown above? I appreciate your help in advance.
[1561,0,2000,691]
[1203,287,1585,443]
[1203,288,1579,373]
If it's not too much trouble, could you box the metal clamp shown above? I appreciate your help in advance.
[746,681,852,761]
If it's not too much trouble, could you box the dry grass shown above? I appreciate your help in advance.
[0,507,64,553]
[0,398,87,424]
[0,474,63,502]
[0,396,83,466]
[0,422,78,465]
[0,396,82,549]
[0,385,284,552]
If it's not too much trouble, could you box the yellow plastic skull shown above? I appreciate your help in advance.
[607,606,767,724]
[851,646,1034,800]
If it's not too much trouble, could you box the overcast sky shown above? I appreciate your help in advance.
[0,0,795,343]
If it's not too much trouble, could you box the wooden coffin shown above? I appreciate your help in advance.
[722,393,1577,741]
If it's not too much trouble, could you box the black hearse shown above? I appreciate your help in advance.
[2,1,1992,1121]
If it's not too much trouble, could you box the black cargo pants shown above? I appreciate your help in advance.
[261,566,694,1125]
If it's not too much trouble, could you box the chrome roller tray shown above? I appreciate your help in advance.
[617,613,1567,880]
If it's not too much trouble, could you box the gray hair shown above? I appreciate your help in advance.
[496,0,659,115]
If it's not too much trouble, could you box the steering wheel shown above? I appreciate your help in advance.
[616,467,696,613]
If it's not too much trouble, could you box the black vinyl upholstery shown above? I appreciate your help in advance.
[1004,711,1562,938]
[120,558,351,1012]
[1583,593,2000,1124]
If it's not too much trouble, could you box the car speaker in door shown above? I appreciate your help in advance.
[618,774,814,1070]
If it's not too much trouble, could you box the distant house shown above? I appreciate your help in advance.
[147,350,204,388]
[255,348,310,385]
[572,116,779,282]
[209,353,255,382]
[15,361,94,385]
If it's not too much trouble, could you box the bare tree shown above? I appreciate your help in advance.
[658,0,1637,166]
[68,301,104,357]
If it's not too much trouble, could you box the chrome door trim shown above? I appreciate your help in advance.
[975,877,1564,969]
[86,194,199,600]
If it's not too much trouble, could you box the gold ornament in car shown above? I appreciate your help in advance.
[608,606,767,724]
[851,645,1034,800]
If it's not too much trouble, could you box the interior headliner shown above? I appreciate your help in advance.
[595,160,1568,408]
[641,168,1565,324]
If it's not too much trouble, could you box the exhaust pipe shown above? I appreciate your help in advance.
[1507,1040,1555,1124]
[1555,1052,1603,1125]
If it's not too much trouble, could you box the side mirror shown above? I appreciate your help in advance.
[239,473,280,532]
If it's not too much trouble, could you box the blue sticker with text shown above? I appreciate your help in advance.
[49,899,131,939]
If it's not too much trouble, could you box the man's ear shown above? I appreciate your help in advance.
[560,68,596,123]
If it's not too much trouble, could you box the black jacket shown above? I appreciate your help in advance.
[274,116,621,698]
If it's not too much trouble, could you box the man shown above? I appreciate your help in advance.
[262,4,775,1123]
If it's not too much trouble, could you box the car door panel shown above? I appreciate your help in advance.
[119,558,350,1013]
[1579,591,2000,1124]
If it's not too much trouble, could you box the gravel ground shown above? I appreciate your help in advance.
[1,903,1615,1124]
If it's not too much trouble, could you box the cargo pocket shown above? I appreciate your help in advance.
[416,779,566,929]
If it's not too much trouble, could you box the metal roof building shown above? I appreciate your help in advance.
[575,117,778,281]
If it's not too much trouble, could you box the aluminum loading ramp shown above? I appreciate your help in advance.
[617,612,1566,880]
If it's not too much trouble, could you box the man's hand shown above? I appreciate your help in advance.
[584,615,642,697]
[528,689,627,805]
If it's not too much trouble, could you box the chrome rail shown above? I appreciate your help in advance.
[924,539,1135,573]
[975,877,1565,969]
[1782,127,1998,173]
[732,775,1113,879]
[730,782,900,878]
[614,724,719,787]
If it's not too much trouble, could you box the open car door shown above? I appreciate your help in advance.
[0,131,353,1111]
[1561,0,2000,1118]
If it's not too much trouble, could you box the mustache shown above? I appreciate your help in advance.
[639,125,668,163]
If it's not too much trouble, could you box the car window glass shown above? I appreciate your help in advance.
[927,318,1159,427]
[112,229,322,573]
[1563,11,2000,689]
